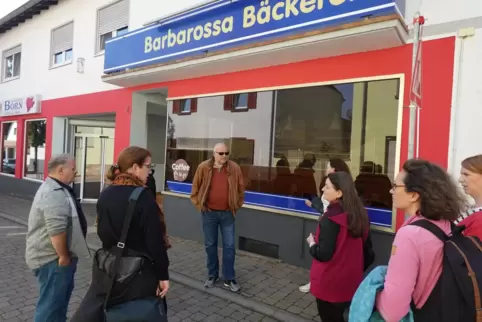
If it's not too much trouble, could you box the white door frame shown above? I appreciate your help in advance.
[73,133,114,202]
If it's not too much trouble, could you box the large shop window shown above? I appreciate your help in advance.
[1,121,18,175]
[24,120,46,180]
[165,79,400,228]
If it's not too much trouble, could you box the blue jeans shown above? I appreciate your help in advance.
[34,258,78,322]
[202,210,236,280]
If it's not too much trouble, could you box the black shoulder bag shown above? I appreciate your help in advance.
[99,187,167,322]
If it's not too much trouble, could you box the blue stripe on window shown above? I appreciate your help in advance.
[166,181,393,227]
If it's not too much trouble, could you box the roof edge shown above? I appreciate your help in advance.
[0,0,59,34]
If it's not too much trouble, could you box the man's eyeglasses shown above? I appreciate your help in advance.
[216,152,230,156]
[392,182,405,189]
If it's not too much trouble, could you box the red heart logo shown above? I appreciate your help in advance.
[26,97,35,112]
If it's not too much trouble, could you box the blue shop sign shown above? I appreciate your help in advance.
[104,0,404,74]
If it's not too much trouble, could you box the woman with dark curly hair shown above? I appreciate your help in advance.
[375,159,466,321]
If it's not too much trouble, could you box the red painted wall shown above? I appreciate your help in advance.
[137,36,456,230]
[0,90,132,181]
[0,37,455,231]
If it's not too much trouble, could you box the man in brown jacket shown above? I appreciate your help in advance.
[191,143,245,292]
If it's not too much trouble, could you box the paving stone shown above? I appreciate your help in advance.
[0,214,273,322]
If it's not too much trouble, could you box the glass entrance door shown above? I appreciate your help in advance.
[73,134,114,201]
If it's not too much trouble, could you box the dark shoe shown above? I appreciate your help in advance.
[223,280,240,292]
[204,276,218,288]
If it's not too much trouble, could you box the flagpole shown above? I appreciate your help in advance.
[408,12,424,160]
[405,13,424,221]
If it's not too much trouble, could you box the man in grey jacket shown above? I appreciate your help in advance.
[26,154,90,322]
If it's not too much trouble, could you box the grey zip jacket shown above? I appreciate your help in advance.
[25,177,91,270]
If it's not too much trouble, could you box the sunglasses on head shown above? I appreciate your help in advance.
[216,152,229,156]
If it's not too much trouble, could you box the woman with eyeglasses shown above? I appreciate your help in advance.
[72,146,170,322]
[375,159,466,321]
[307,171,370,322]
[456,154,482,240]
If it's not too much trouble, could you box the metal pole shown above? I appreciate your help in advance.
[407,12,421,160]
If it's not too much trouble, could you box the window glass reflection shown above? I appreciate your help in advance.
[181,99,191,113]
[234,93,248,110]
[24,120,46,180]
[1,122,17,175]
[164,79,400,227]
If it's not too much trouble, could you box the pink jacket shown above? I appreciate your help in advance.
[376,215,451,322]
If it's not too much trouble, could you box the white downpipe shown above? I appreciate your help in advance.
[447,36,464,175]
[407,12,422,160]
[416,105,420,157]
[447,29,474,175]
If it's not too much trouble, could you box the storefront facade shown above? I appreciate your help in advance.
[98,0,455,267]
[0,0,476,267]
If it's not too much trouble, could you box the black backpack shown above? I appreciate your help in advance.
[410,220,482,322]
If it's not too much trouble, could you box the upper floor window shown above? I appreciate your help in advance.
[224,93,257,111]
[96,0,129,54]
[172,98,198,115]
[51,21,74,67]
[2,45,21,81]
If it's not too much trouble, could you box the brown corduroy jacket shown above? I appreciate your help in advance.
[190,159,245,213]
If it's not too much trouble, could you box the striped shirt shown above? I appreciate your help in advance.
[454,206,482,224]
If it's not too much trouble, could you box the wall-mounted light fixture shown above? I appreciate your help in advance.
[77,58,85,74]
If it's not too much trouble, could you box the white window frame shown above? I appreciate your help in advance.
[95,0,130,55]
[52,49,73,67]
[2,45,21,82]
[50,21,74,68]
[22,118,47,182]
[1,121,18,177]
[99,26,129,52]
[180,99,192,114]
[233,93,249,110]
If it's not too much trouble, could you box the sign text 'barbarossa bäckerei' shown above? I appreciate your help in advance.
[103,0,402,73]
[144,0,347,54]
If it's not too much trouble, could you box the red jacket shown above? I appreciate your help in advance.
[459,210,482,241]
[310,206,365,303]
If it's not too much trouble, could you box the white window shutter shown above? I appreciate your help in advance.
[97,0,129,36]
[51,22,74,55]
[3,45,21,59]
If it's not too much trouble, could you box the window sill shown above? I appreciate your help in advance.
[0,173,15,177]
[22,176,44,183]
[94,51,105,57]
[162,190,396,232]
[161,190,318,220]
[231,107,249,113]
[49,61,73,70]
[2,76,20,83]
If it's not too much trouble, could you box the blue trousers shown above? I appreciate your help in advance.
[34,258,77,322]
[202,210,236,280]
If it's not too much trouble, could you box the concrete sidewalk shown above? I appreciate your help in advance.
[0,216,276,322]
[0,194,318,322]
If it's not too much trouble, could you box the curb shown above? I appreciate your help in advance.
[0,211,29,227]
[166,271,312,322]
[0,212,312,322]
